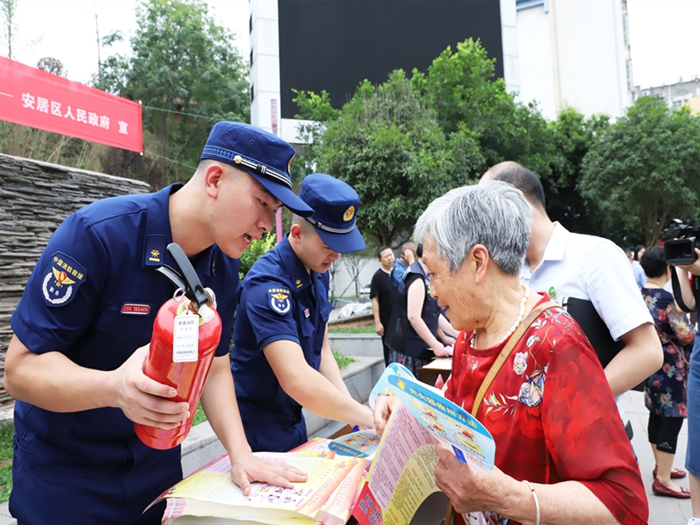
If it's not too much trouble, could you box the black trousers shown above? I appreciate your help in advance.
[648,412,684,454]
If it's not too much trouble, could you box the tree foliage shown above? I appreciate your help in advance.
[290,89,338,181]
[0,120,107,172]
[292,39,563,248]
[305,71,458,247]
[0,0,17,59]
[542,108,609,234]
[36,57,66,77]
[239,233,277,277]
[580,97,700,245]
[95,0,249,185]
[416,39,554,179]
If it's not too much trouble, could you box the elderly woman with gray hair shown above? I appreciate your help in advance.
[373,182,647,525]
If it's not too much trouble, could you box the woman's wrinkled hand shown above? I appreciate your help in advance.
[434,443,518,515]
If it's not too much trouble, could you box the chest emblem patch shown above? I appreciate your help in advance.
[268,288,291,315]
[42,252,87,307]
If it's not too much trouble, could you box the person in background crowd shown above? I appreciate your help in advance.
[385,243,455,378]
[667,248,700,524]
[231,174,374,453]
[625,247,647,289]
[635,244,647,262]
[375,182,648,525]
[480,162,661,398]
[4,122,308,524]
[370,246,395,366]
[389,241,417,293]
[640,246,694,499]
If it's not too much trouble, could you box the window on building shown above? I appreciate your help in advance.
[250,48,254,68]
[516,0,547,11]
[250,84,255,104]
[622,16,630,47]
[626,62,633,92]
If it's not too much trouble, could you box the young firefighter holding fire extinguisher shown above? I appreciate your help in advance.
[4,122,310,524]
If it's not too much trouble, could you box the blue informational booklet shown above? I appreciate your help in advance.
[329,430,380,459]
[368,363,441,409]
[387,374,495,471]
[370,364,495,472]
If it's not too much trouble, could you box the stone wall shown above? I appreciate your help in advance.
[0,153,150,405]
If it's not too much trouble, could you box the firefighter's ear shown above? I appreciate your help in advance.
[289,223,303,244]
[202,162,229,199]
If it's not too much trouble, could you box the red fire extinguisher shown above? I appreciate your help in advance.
[135,243,222,450]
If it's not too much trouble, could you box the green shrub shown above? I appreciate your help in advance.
[332,349,356,369]
[239,233,277,278]
[0,421,15,503]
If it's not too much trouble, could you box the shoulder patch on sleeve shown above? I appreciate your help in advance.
[42,252,87,307]
[268,287,291,315]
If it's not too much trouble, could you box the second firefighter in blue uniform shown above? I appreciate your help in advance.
[231,174,375,452]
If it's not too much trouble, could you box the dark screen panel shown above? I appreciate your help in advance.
[278,0,504,119]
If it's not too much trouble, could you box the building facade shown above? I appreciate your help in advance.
[249,0,518,142]
[516,0,633,119]
[633,77,700,114]
[249,0,635,137]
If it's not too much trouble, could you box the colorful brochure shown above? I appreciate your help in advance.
[329,430,380,459]
[156,452,368,525]
[353,367,496,525]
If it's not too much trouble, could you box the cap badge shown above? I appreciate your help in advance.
[343,206,355,222]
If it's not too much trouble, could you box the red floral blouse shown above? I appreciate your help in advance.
[445,296,648,525]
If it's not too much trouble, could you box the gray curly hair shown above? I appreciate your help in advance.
[413,181,532,276]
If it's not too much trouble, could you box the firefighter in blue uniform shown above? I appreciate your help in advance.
[231,173,375,452]
[5,122,309,525]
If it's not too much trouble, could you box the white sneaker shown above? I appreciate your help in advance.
[687,518,700,525]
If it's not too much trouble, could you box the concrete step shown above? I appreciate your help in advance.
[328,333,383,357]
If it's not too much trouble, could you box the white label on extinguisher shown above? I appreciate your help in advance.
[173,310,199,362]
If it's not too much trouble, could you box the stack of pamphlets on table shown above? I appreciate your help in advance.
[154,364,495,525]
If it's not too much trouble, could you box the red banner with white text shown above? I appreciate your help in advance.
[0,57,142,152]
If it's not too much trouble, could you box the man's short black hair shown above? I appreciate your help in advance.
[487,162,546,210]
[640,246,667,279]
[377,246,391,259]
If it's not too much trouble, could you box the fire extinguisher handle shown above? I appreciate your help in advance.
[156,243,210,308]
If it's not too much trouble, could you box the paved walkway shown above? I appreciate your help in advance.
[0,391,693,524]
[624,389,693,524]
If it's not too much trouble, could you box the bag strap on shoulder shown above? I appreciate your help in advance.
[471,300,558,417]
